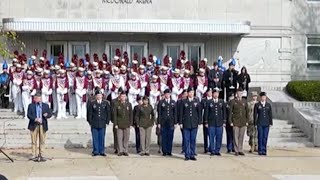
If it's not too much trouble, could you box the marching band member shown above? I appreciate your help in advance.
[102,70,111,98]
[146,62,154,77]
[195,68,208,100]
[138,65,149,97]
[132,59,139,73]
[74,67,88,119]
[34,68,43,92]
[147,75,161,109]
[11,64,24,114]
[67,63,77,116]
[51,65,61,115]
[21,70,37,119]
[182,70,193,90]
[56,69,69,119]
[40,70,53,108]
[159,66,170,94]
[169,69,183,102]
[109,67,125,100]
[93,70,105,90]
[119,65,129,83]
[126,72,141,107]
[86,70,94,101]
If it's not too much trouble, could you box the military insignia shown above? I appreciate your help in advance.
[93,104,96,109]
[194,102,197,106]
[185,103,188,107]
[162,103,165,107]
[258,105,262,109]
[210,103,213,107]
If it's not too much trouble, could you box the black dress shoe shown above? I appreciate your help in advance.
[210,153,215,156]
[145,153,150,156]
[227,150,231,153]
[100,153,106,156]
[215,152,221,156]
[167,153,172,156]
[114,150,118,154]
[239,152,245,156]
[162,153,167,156]
[235,152,239,156]
[123,152,129,156]
[117,153,123,156]
[92,153,99,156]
[262,152,267,156]
[190,157,197,161]
[184,157,190,161]
[139,153,145,156]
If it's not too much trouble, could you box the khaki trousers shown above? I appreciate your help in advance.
[30,125,46,156]
[139,127,152,154]
[117,128,130,153]
[233,126,246,153]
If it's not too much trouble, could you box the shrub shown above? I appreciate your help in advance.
[286,81,320,102]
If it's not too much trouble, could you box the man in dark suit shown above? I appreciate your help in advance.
[87,88,111,156]
[179,87,202,161]
[27,92,52,160]
[254,92,273,156]
[157,89,177,156]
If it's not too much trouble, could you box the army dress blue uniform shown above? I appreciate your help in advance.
[201,97,210,153]
[254,99,273,155]
[157,97,177,156]
[179,96,202,160]
[204,98,226,155]
[87,97,111,156]
[225,100,234,153]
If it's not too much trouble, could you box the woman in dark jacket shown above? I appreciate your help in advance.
[237,67,251,98]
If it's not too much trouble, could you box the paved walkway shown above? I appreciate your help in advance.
[1,147,320,180]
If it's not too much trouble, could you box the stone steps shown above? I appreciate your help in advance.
[0,109,313,149]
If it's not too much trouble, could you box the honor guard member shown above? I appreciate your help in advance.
[201,88,213,153]
[0,62,10,108]
[157,89,177,156]
[229,88,249,156]
[247,91,259,153]
[179,87,202,161]
[254,92,273,156]
[113,91,133,156]
[133,96,143,153]
[87,88,111,156]
[223,63,238,101]
[135,96,155,156]
[204,88,226,156]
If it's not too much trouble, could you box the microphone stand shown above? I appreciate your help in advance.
[0,148,14,162]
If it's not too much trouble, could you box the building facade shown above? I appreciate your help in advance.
[0,0,319,87]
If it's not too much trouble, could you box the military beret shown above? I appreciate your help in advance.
[260,92,267,96]
[164,89,171,94]
[182,89,187,94]
[213,87,220,93]
[187,87,194,92]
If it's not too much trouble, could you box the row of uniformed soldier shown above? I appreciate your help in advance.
[86,86,272,159]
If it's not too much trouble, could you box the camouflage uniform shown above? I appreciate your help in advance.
[247,100,258,150]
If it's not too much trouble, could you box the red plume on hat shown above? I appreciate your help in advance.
[42,50,47,59]
[33,49,38,56]
[148,54,153,62]
[102,53,108,61]
[142,57,147,66]
[115,49,121,57]
[133,53,139,60]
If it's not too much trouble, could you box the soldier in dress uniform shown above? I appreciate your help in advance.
[177,89,188,154]
[87,88,111,156]
[135,96,155,156]
[229,88,249,156]
[201,88,213,153]
[204,88,226,156]
[247,91,258,153]
[0,62,10,108]
[223,63,238,101]
[195,68,208,100]
[226,95,235,153]
[157,89,177,156]
[179,87,202,161]
[254,92,273,156]
[74,67,88,119]
[133,96,143,153]
[21,70,37,119]
[113,91,133,156]
[169,69,183,102]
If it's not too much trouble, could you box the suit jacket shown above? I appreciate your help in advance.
[157,99,177,127]
[27,103,52,132]
[179,98,202,129]
[254,101,273,126]
[87,100,111,128]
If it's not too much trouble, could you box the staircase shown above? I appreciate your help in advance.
[0,109,313,149]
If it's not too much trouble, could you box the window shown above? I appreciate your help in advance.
[126,42,148,64]
[105,42,126,61]
[68,42,90,61]
[47,41,67,64]
[185,43,205,70]
[306,37,320,69]
[163,43,183,67]
[307,0,320,3]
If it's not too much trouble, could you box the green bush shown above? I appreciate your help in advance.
[286,81,320,102]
